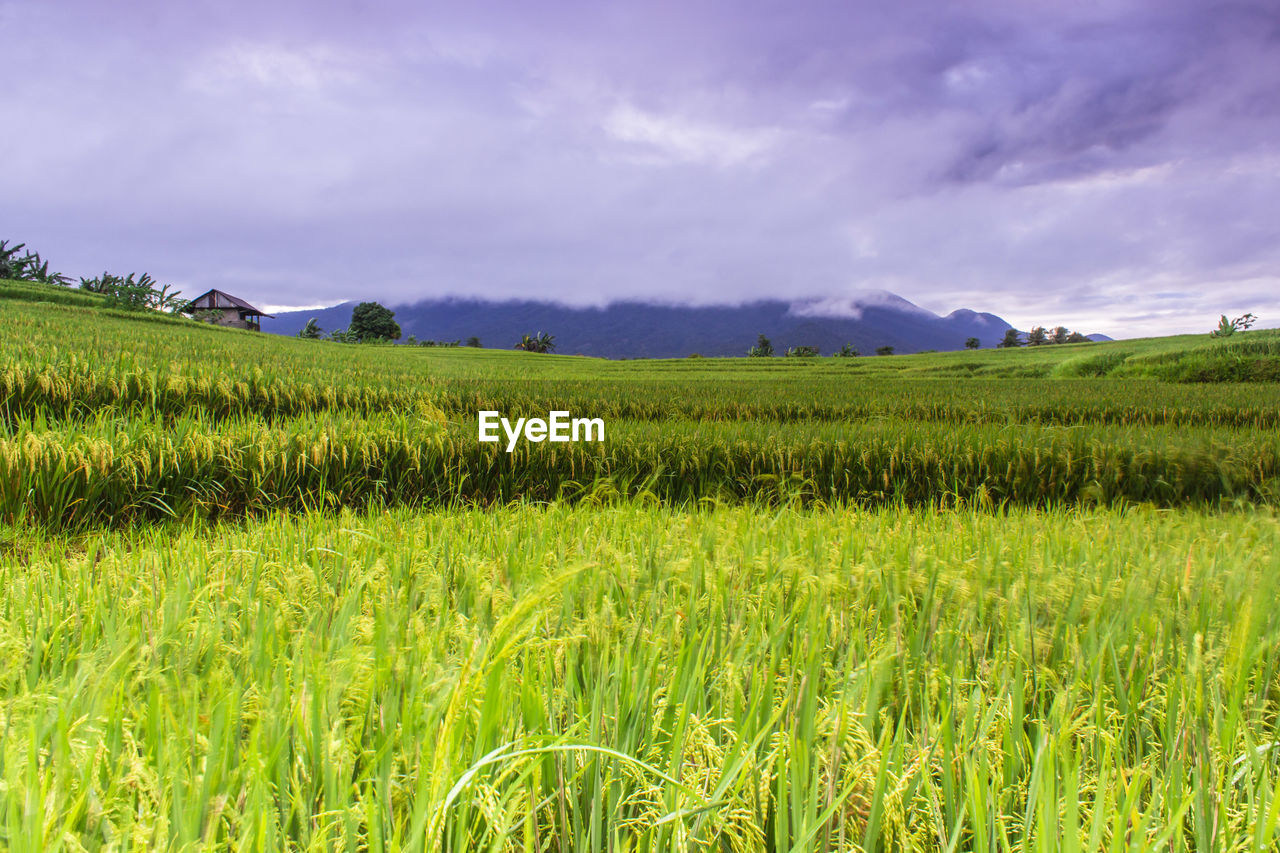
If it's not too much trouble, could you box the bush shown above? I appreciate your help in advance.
[328,327,360,344]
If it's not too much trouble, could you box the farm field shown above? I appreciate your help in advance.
[2,278,1280,851]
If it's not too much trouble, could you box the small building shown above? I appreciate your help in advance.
[184,289,274,331]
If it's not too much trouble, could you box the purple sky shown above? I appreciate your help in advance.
[5,0,1278,336]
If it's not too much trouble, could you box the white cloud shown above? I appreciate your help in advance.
[789,290,934,320]
[808,96,851,114]
[943,61,993,93]
[187,42,358,94]
[602,104,780,168]
[259,301,344,314]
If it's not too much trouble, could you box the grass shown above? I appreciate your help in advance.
[2,278,1279,849]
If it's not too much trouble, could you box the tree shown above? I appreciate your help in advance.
[515,331,555,353]
[965,337,980,349]
[875,345,894,356]
[747,334,774,357]
[1049,326,1071,344]
[997,329,1023,348]
[1066,331,1089,343]
[1026,326,1048,346]
[1211,313,1256,337]
[297,318,322,339]
[785,345,819,357]
[832,343,859,357]
[349,302,401,342]
[466,336,481,348]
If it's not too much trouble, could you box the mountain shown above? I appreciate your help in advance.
[262,293,1013,358]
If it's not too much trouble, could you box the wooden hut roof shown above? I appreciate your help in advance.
[186,289,275,318]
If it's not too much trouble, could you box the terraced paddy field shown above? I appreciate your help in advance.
[2,279,1279,851]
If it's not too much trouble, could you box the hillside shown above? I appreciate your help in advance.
[262,293,1014,357]
[3,278,1278,383]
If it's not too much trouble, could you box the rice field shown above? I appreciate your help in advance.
[2,413,1278,530]
[3,506,1279,851]
[2,279,1280,850]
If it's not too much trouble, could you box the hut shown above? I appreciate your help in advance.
[184,289,274,331]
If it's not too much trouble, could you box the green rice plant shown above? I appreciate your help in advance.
[1,504,1277,850]
[0,358,431,424]
[2,413,1277,530]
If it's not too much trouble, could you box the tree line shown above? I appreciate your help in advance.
[996,326,1091,348]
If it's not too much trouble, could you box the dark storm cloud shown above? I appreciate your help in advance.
[3,0,1278,336]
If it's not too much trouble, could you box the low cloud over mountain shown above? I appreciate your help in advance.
[264,292,1011,358]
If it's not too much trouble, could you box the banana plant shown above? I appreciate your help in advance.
[515,332,556,353]
[78,271,183,311]
[0,239,69,284]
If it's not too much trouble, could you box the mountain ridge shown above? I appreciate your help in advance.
[262,294,1017,358]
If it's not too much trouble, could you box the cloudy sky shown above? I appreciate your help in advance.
[4,0,1278,336]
